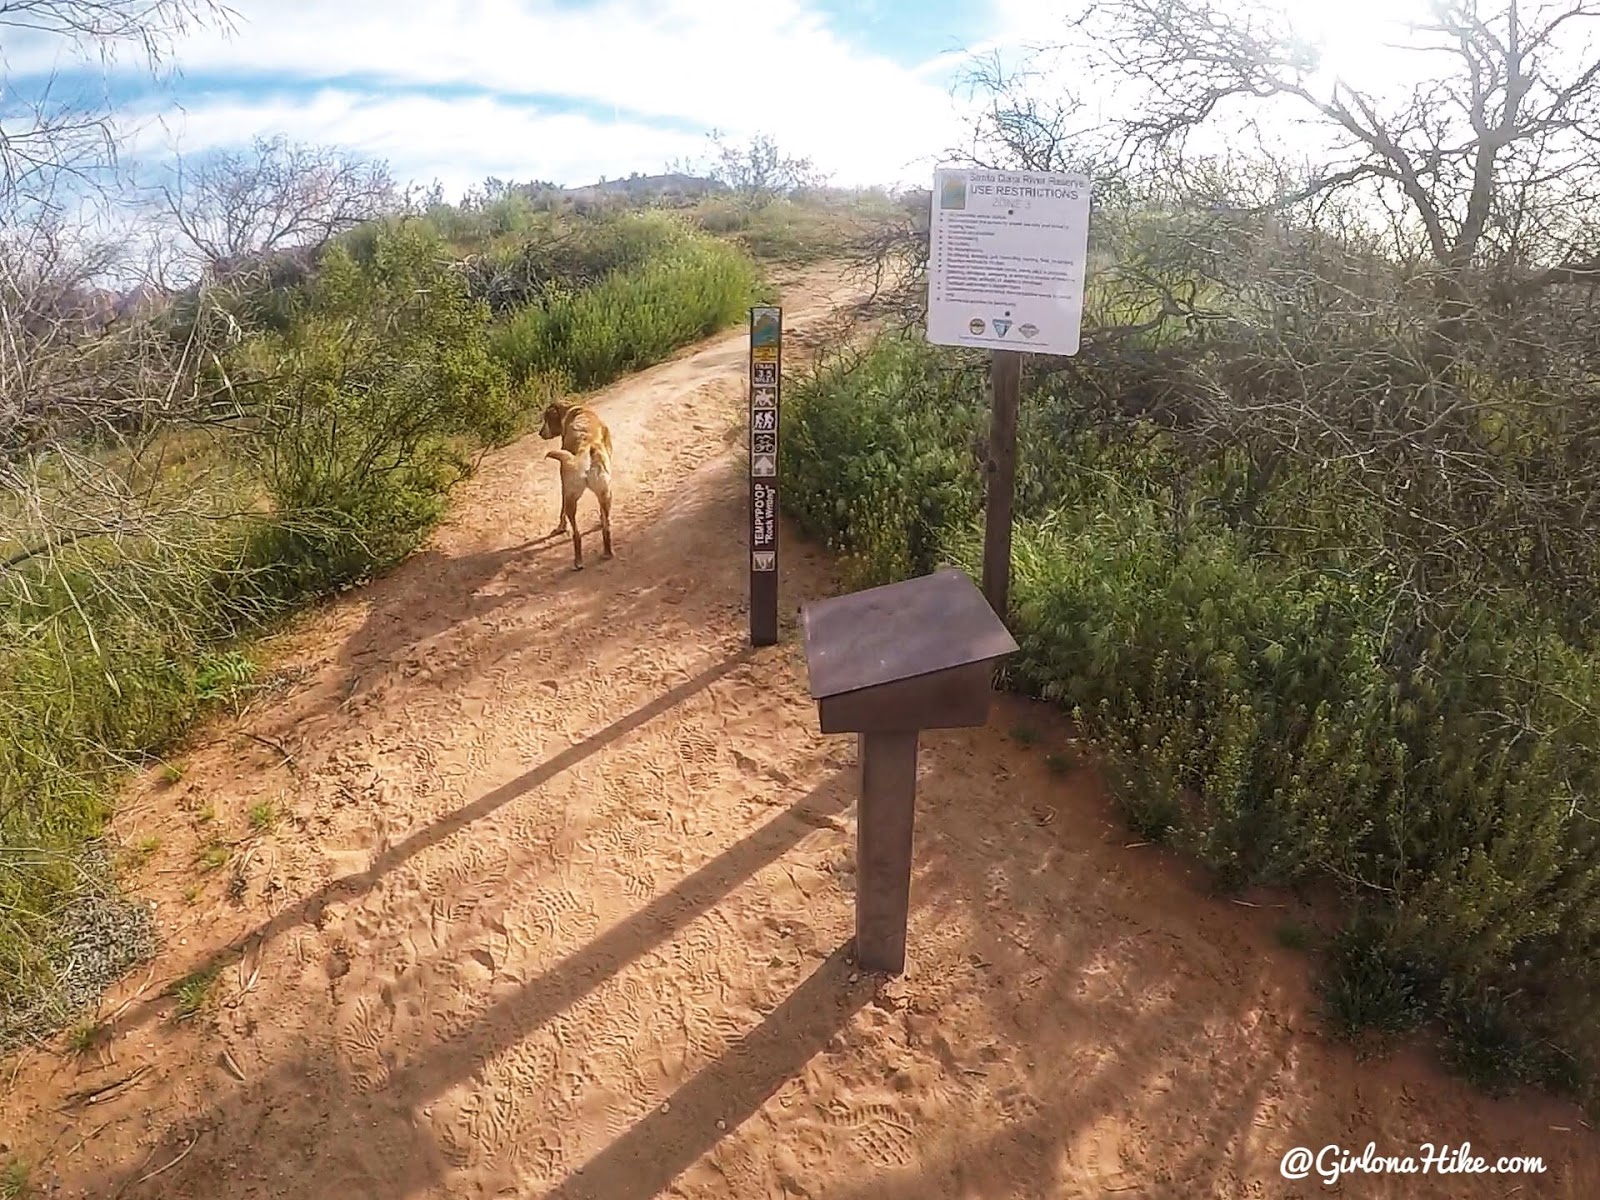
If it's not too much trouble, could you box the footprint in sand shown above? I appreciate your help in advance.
[1067,1115,1138,1192]
[820,1098,921,1170]
[336,992,395,1093]
[434,1084,527,1172]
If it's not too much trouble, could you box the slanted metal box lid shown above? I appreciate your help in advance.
[800,568,1018,700]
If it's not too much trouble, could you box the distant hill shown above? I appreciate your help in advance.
[562,173,726,201]
[32,280,171,337]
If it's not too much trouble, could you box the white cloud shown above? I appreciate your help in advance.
[119,90,712,200]
[103,0,985,190]
[19,0,1477,203]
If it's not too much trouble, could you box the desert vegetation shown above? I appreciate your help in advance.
[0,4,843,1049]
[786,0,1600,1103]
[9,0,1599,1138]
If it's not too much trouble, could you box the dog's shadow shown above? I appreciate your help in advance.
[531,521,609,545]
[528,521,620,574]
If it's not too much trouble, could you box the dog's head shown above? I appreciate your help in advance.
[538,402,571,441]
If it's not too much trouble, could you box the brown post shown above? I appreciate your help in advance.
[800,568,1018,976]
[749,307,782,646]
[854,729,919,974]
[982,349,1023,623]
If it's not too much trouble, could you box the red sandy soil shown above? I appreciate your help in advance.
[4,262,1600,1199]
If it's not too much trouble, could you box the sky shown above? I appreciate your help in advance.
[0,0,1465,213]
[4,0,1055,202]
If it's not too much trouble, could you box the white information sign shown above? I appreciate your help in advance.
[926,168,1092,357]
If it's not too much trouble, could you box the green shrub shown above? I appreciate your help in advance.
[1321,915,1432,1039]
[783,331,1600,1102]
[458,210,704,316]
[780,336,984,589]
[231,218,515,593]
[490,220,756,388]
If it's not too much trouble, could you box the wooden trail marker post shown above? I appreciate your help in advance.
[748,306,781,646]
[926,167,1093,621]
[800,569,1018,973]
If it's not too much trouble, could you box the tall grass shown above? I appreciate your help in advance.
[0,218,510,1046]
[0,508,273,1043]
[490,224,758,387]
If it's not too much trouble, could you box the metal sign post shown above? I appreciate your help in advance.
[925,168,1092,622]
[749,306,782,646]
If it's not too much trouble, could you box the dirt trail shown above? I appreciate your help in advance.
[5,260,1600,1198]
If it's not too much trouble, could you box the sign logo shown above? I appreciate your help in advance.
[752,431,777,456]
[752,409,776,432]
[939,174,968,210]
[752,308,781,347]
[752,388,776,408]
[994,318,1012,337]
[752,453,776,477]
[752,551,776,571]
[753,362,777,386]
[968,318,986,335]
[1019,323,1039,339]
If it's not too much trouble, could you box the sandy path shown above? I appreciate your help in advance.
[4,260,1600,1198]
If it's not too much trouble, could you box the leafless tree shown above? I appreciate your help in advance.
[954,50,1099,175]
[1,1,237,209]
[688,130,829,205]
[1,1,243,564]
[159,135,397,278]
[1076,1,1600,336]
[0,0,230,49]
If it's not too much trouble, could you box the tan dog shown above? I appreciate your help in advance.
[539,400,614,570]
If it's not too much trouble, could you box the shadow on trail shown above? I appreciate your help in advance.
[97,452,766,1047]
[95,642,756,1046]
[542,942,873,1200]
[329,520,610,709]
[78,770,857,1199]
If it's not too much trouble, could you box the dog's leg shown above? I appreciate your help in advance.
[596,477,614,559]
[547,449,575,537]
[549,486,568,537]
[564,488,583,570]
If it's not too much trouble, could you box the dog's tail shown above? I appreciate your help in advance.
[548,445,607,473]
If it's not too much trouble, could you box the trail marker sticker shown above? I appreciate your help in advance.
[749,307,782,645]
[927,168,1092,357]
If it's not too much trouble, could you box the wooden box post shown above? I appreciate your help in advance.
[800,568,1018,973]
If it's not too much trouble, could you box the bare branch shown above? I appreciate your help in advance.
[158,136,397,279]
